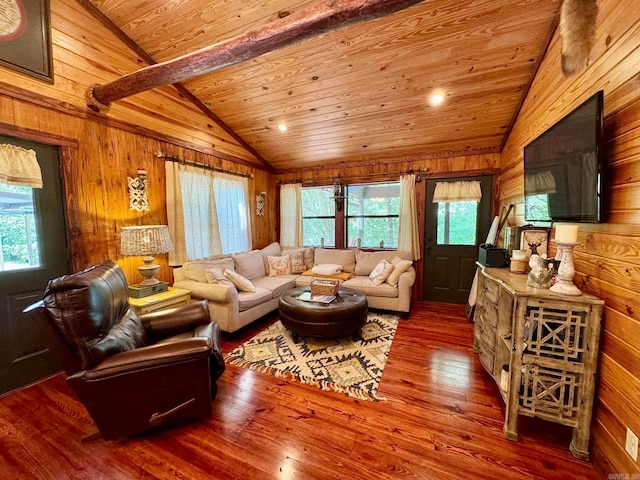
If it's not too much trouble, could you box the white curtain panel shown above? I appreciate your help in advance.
[214,173,251,254]
[165,162,223,264]
[433,180,482,203]
[398,174,421,260]
[0,144,43,188]
[280,183,303,247]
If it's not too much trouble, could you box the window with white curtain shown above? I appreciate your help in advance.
[213,173,250,254]
[171,164,250,260]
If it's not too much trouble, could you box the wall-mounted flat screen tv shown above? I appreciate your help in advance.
[524,90,603,223]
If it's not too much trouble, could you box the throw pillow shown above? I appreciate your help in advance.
[386,258,412,287]
[369,260,394,286]
[261,242,281,272]
[205,267,235,288]
[223,268,256,292]
[288,248,307,273]
[267,255,292,276]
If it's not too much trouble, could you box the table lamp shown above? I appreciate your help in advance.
[121,225,173,296]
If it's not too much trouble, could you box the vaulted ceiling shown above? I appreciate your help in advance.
[87,0,561,172]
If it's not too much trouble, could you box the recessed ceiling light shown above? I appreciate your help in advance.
[429,92,445,107]
[278,123,288,132]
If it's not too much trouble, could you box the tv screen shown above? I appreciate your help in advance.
[524,90,603,222]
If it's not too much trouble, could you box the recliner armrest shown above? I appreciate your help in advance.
[78,336,213,380]
[140,300,211,340]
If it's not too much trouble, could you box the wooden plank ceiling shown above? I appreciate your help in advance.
[88,0,561,172]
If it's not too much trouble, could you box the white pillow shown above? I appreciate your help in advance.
[369,260,394,286]
[386,258,412,287]
[223,268,256,292]
[267,255,292,276]
[205,267,235,288]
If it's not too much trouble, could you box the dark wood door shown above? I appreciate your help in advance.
[423,176,493,304]
[0,136,69,395]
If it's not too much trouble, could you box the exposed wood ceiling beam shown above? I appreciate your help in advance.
[75,0,275,172]
[85,0,425,110]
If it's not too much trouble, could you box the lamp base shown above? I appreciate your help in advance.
[128,281,169,298]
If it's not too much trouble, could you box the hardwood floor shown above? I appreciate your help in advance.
[0,302,598,479]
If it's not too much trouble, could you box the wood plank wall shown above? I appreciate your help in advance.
[499,0,640,477]
[0,0,276,284]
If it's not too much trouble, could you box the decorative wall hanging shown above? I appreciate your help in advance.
[128,169,149,212]
[0,0,53,83]
[256,191,266,216]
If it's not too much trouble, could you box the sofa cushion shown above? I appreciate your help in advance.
[223,268,256,292]
[342,277,398,298]
[232,250,265,280]
[267,255,292,276]
[369,260,395,286]
[387,257,413,287]
[355,250,404,275]
[260,242,281,271]
[184,258,234,283]
[253,275,297,298]
[205,267,235,288]
[314,248,356,273]
[237,287,273,311]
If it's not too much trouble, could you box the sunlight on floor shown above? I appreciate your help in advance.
[428,350,472,389]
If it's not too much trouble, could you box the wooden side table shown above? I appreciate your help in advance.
[128,287,191,315]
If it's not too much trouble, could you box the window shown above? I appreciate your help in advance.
[436,201,478,245]
[0,183,40,271]
[213,174,250,254]
[302,186,335,246]
[346,182,399,248]
[178,168,249,258]
[301,181,400,249]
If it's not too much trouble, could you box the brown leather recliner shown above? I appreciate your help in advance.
[24,260,225,440]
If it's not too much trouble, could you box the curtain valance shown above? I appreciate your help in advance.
[433,181,481,203]
[0,144,43,188]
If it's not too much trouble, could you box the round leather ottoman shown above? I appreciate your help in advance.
[279,286,368,343]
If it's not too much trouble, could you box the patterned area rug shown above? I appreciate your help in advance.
[225,312,400,401]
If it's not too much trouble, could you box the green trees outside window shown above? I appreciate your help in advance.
[0,183,40,271]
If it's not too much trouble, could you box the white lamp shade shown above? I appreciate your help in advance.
[121,225,173,256]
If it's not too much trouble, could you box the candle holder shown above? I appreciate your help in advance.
[549,241,582,296]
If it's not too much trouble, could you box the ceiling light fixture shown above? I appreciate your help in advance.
[429,92,445,107]
[278,124,288,132]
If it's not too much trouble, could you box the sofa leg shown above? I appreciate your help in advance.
[400,312,410,320]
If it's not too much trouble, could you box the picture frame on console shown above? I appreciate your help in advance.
[516,226,549,258]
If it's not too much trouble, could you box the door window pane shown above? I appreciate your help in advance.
[0,183,40,271]
[302,187,335,246]
[436,201,478,245]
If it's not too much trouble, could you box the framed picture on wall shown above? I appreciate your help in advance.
[0,0,54,83]
[517,226,549,258]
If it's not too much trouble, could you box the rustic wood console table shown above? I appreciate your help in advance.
[473,265,604,460]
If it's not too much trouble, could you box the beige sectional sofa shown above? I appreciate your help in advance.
[172,242,416,333]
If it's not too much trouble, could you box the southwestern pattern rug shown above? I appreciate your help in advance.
[225,312,400,401]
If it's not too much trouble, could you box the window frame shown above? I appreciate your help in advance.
[301,180,400,249]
